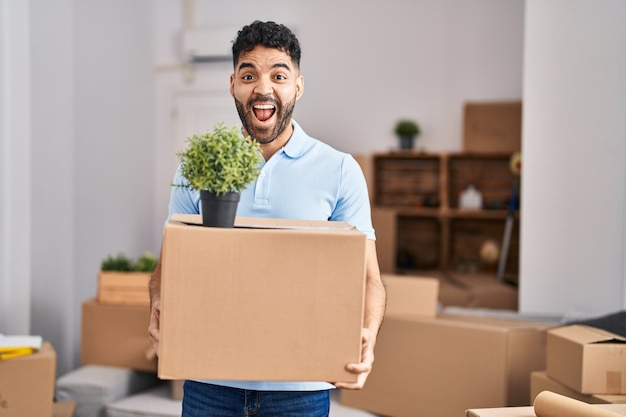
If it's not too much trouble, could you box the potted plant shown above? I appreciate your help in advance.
[176,122,262,227]
[98,252,158,306]
[394,119,421,150]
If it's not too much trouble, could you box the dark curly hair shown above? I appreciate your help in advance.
[232,21,301,69]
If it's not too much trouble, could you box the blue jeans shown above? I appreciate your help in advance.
[182,381,330,417]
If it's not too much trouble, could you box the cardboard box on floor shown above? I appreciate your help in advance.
[546,324,626,394]
[81,299,157,372]
[466,403,626,417]
[381,274,439,317]
[341,276,551,417]
[170,380,184,401]
[530,370,626,405]
[0,341,56,417]
[371,207,396,274]
[158,214,367,383]
[452,273,519,311]
[52,401,76,417]
[398,271,518,311]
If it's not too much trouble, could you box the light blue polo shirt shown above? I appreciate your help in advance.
[166,119,375,391]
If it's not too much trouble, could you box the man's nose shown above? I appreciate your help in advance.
[254,77,273,95]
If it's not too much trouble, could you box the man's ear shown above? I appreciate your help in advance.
[229,73,235,97]
[296,74,304,100]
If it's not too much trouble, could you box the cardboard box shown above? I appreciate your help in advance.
[341,314,550,417]
[437,276,474,307]
[97,271,151,306]
[158,215,367,383]
[52,401,76,417]
[0,341,56,417]
[382,274,438,317]
[547,324,626,394]
[81,299,157,372]
[466,404,626,417]
[452,273,519,311]
[463,101,522,153]
[466,407,536,417]
[171,380,184,400]
[371,207,397,274]
[530,370,626,405]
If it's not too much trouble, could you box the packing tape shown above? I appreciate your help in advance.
[534,391,623,417]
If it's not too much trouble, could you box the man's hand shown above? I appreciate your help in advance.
[334,328,374,390]
[148,298,161,356]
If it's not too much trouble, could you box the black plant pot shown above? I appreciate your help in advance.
[200,190,240,228]
[399,135,416,150]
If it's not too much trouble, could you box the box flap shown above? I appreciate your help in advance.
[171,213,355,230]
[549,324,626,345]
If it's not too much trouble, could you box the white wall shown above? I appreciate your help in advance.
[29,0,76,376]
[0,0,32,335]
[155,0,524,154]
[521,0,626,318]
[0,0,155,376]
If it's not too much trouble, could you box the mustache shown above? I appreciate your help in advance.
[248,95,279,107]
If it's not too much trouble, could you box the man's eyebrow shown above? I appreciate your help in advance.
[273,62,292,71]
[238,62,255,71]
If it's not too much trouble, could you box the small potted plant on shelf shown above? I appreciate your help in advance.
[175,122,262,228]
[394,119,421,150]
[98,252,158,306]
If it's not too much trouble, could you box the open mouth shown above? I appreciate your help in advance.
[253,104,276,122]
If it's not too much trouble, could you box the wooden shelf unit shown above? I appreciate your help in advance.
[372,151,520,283]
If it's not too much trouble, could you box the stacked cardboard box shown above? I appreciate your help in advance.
[467,403,626,417]
[529,324,626,404]
[80,299,157,372]
[52,401,76,417]
[340,275,553,417]
[468,390,626,417]
[0,341,57,417]
[82,253,157,372]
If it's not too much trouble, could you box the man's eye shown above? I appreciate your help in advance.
[242,74,254,81]
[275,74,287,81]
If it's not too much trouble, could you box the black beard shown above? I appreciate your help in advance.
[235,94,296,144]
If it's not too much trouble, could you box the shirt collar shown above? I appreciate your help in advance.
[282,119,308,159]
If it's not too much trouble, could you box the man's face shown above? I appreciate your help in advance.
[230,46,304,144]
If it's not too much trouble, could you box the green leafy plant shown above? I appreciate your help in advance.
[135,252,158,272]
[101,253,135,272]
[394,119,421,137]
[100,252,158,272]
[176,123,262,195]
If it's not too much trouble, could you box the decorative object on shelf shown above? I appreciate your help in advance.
[510,151,522,175]
[480,239,500,273]
[459,184,483,209]
[394,119,421,150]
[175,123,262,228]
